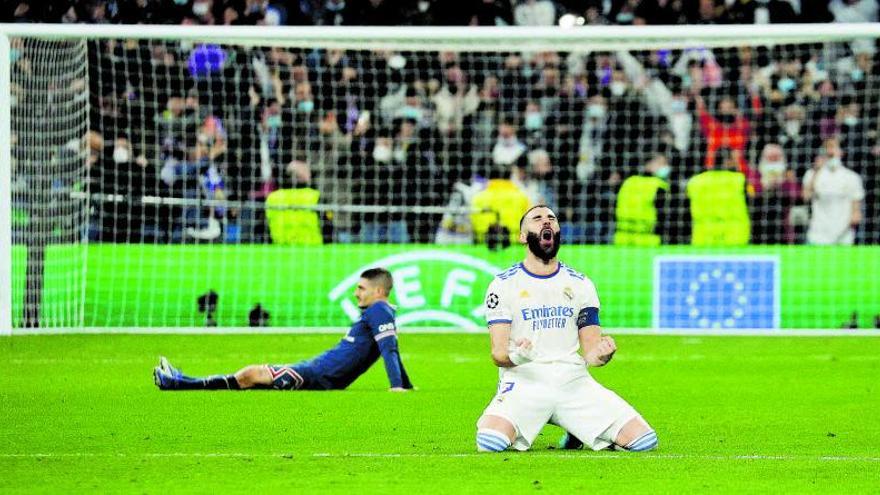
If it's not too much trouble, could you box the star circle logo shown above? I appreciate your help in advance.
[486,293,499,309]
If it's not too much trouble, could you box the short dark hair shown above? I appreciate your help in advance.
[360,267,393,295]
[519,204,552,231]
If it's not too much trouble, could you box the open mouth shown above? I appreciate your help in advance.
[540,228,553,244]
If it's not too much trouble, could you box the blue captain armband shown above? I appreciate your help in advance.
[577,307,599,329]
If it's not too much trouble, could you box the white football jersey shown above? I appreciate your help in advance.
[484,261,600,368]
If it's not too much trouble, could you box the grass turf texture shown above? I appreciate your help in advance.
[1,334,878,493]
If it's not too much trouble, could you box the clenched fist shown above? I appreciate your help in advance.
[585,335,616,367]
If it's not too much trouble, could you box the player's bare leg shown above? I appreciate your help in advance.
[234,365,273,388]
[476,415,516,452]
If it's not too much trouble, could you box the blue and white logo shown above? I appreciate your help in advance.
[653,255,780,329]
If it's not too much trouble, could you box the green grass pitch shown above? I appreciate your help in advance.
[1,334,878,493]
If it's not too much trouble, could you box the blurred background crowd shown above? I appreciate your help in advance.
[6,0,879,246]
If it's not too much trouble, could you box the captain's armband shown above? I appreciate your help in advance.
[577,307,600,329]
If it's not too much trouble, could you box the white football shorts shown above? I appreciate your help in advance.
[477,363,641,451]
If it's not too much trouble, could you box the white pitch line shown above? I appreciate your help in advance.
[1,452,878,462]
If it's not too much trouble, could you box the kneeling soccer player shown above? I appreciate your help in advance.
[476,205,657,453]
[153,268,414,392]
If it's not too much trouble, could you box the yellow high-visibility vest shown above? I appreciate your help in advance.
[687,170,750,246]
[613,175,669,246]
[470,180,531,244]
[265,187,323,245]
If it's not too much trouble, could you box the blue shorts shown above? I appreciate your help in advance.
[265,364,325,390]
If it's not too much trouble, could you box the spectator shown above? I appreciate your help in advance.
[803,137,865,245]
[265,160,323,245]
[613,153,673,246]
[829,0,878,23]
[634,0,690,25]
[725,0,797,24]
[694,94,757,188]
[470,165,532,246]
[492,119,527,168]
[774,104,819,178]
[471,0,514,25]
[514,0,557,26]
[687,148,752,246]
[615,50,694,155]
[354,0,406,25]
[431,64,480,134]
[319,0,356,25]
[752,143,802,244]
[515,148,557,211]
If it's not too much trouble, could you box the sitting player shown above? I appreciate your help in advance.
[153,268,414,392]
[476,205,657,453]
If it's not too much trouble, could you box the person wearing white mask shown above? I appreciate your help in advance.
[754,143,802,244]
[492,120,527,167]
[803,137,865,245]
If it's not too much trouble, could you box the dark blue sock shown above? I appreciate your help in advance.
[168,374,240,390]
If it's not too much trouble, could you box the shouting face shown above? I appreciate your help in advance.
[519,205,561,263]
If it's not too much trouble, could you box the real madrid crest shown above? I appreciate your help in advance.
[563,287,574,301]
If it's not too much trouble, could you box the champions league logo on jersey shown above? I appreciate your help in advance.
[327,250,502,331]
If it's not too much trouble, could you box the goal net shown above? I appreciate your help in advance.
[2,24,879,332]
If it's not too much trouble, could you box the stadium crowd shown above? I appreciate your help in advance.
[6,0,880,245]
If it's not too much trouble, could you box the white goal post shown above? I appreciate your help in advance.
[2,23,880,335]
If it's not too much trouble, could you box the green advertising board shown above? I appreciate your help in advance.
[9,244,880,330]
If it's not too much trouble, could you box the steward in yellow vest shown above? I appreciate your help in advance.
[687,149,751,246]
[470,166,531,246]
[613,154,672,246]
[265,161,323,245]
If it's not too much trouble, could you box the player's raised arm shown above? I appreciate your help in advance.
[577,279,615,367]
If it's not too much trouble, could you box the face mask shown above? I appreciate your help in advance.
[192,1,210,16]
[851,69,864,82]
[655,165,671,180]
[616,12,634,23]
[297,100,314,113]
[266,114,282,128]
[670,99,687,114]
[826,157,841,169]
[113,147,131,164]
[844,116,858,126]
[372,145,392,163]
[777,77,797,93]
[400,106,422,121]
[610,81,627,97]
[681,75,692,89]
[524,112,543,130]
[173,0,187,5]
[587,104,606,119]
[760,161,786,175]
[784,121,801,136]
[9,48,20,64]
[718,113,736,124]
[392,146,407,163]
[526,231,561,263]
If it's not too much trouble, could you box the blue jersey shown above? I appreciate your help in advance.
[305,301,412,390]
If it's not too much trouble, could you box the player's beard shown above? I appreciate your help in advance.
[526,230,561,263]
